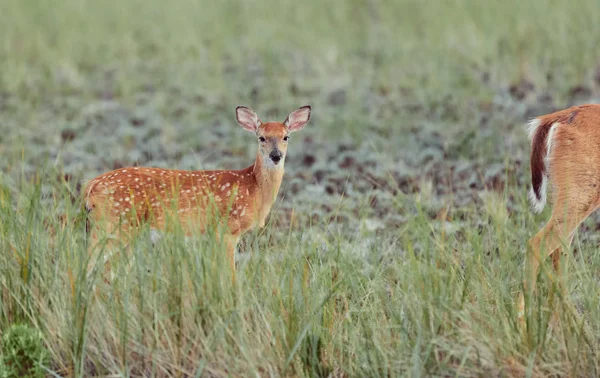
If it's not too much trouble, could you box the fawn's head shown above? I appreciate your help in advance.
[236,105,311,169]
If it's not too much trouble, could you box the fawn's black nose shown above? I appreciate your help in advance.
[270,150,282,164]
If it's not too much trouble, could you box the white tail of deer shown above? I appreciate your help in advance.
[83,105,312,282]
[518,103,600,319]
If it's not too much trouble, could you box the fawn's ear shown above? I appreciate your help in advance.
[284,105,311,132]
[236,106,262,132]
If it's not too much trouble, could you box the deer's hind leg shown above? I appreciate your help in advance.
[519,150,600,324]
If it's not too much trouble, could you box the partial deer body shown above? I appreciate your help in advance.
[519,103,600,318]
[83,105,312,281]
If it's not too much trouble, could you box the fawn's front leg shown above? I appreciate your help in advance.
[222,233,240,286]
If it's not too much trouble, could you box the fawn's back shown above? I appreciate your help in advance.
[84,165,268,239]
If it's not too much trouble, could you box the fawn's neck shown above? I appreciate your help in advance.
[252,153,284,222]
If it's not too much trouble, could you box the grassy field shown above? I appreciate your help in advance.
[1,0,600,376]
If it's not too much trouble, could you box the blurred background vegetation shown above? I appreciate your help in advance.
[1,0,600,376]
[2,0,600,202]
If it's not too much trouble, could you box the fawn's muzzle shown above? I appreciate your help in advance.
[269,150,283,164]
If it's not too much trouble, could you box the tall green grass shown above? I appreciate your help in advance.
[1,170,599,376]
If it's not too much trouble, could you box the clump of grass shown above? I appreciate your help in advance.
[1,323,49,378]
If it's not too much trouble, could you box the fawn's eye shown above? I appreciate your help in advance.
[283,135,289,141]
[259,136,266,142]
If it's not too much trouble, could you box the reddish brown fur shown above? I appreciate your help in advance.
[529,106,586,201]
[84,105,311,283]
[519,103,600,322]
[85,166,259,237]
